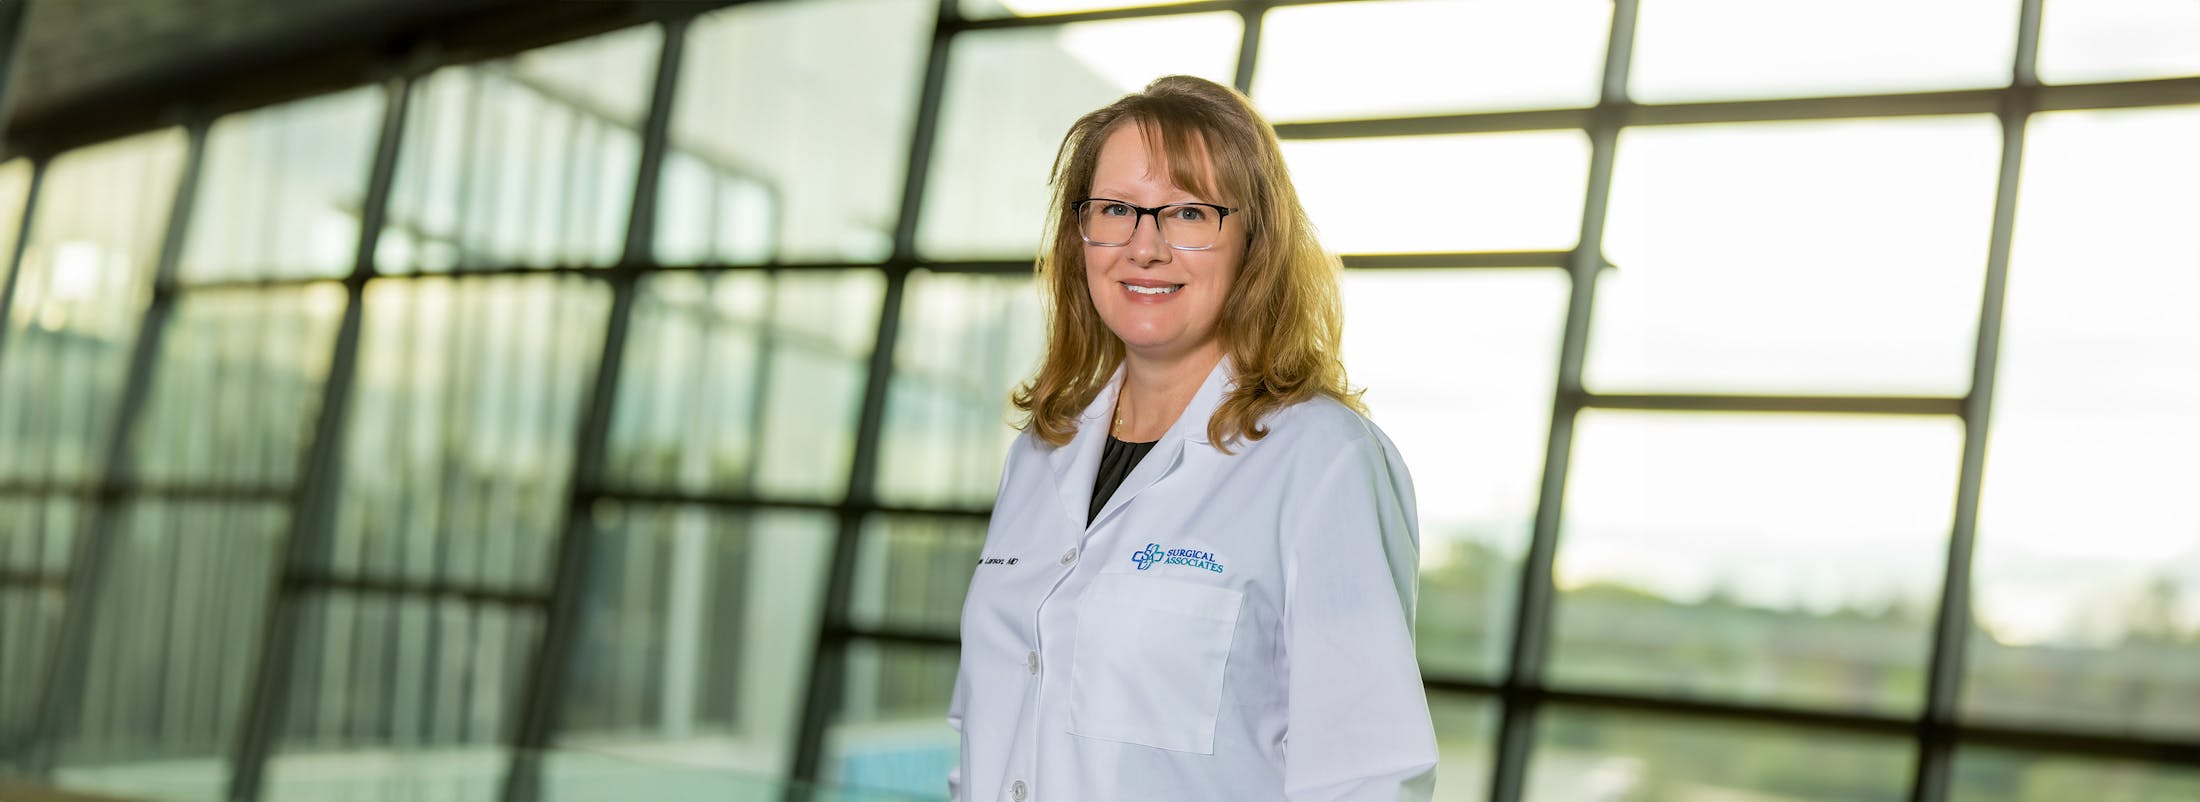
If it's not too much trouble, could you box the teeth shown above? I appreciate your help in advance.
[1124,283,1180,295]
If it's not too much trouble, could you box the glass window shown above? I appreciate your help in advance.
[1341,269,1566,680]
[822,640,958,799]
[1526,706,1914,801]
[0,495,79,575]
[0,128,186,484]
[2038,0,2200,84]
[180,87,383,283]
[876,271,1043,508]
[1427,693,1499,802]
[1254,0,1609,121]
[917,14,1242,260]
[127,285,347,487]
[1590,116,2001,395]
[1550,410,1961,714]
[959,0,1208,20]
[1629,0,2018,103]
[1950,748,2200,802]
[606,270,883,501]
[327,276,609,593]
[1282,131,1591,254]
[0,158,31,295]
[848,514,985,637]
[661,0,930,265]
[557,503,834,779]
[376,26,659,273]
[0,526,69,746]
[1964,107,2200,740]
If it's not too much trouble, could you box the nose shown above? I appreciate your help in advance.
[1125,210,1172,267]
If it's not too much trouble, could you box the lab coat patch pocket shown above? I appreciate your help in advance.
[1067,574,1243,754]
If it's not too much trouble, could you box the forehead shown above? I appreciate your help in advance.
[1090,120,1225,201]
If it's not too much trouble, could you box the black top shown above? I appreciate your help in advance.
[1089,434,1158,525]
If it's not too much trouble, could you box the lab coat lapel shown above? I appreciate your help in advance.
[1086,357,1233,530]
[1046,367,1122,531]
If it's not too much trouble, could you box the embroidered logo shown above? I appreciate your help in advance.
[1129,543,1224,574]
[975,556,1019,566]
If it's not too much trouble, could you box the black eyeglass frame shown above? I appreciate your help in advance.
[1070,197,1240,251]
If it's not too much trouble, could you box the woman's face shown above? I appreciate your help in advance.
[1083,123,1245,367]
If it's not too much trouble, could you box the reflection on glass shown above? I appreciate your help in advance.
[1964,107,2200,740]
[560,504,833,779]
[327,276,608,593]
[607,270,882,501]
[848,514,985,636]
[377,26,659,272]
[1591,116,1999,394]
[1427,693,1498,802]
[1282,132,1589,254]
[876,272,1042,508]
[1255,0,1609,121]
[47,500,283,796]
[917,14,1241,259]
[1629,0,2017,102]
[823,640,958,800]
[0,129,185,484]
[2038,0,2200,84]
[128,286,346,487]
[1527,706,1912,801]
[0,158,31,293]
[1340,270,1565,680]
[662,0,928,265]
[180,87,383,283]
[1950,748,2200,802]
[1551,410,1959,713]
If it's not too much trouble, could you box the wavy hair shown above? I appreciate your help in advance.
[1010,75,1363,451]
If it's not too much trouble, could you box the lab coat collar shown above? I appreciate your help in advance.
[1047,355,1235,531]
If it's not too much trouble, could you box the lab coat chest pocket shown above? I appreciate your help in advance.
[1067,573,1243,754]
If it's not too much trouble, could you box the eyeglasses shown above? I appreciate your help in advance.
[1072,198,1238,251]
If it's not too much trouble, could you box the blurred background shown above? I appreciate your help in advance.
[0,0,2194,800]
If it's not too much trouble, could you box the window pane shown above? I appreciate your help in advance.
[0,495,79,575]
[0,502,72,744]
[877,272,1042,508]
[181,87,382,283]
[558,504,833,779]
[660,0,929,265]
[2039,0,2200,84]
[0,128,185,484]
[330,276,609,593]
[1255,0,1609,121]
[0,158,31,293]
[377,27,658,273]
[1591,116,2000,394]
[1964,107,2200,740]
[1951,748,2200,802]
[823,641,958,799]
[959,0,1206,20]
[1527,706,1913,801]
[128,286,346,487]
[1283,132,1590,254]
[849,514,984,637]
[1342,269,1566,680]
[1629,0,2017,102]
[607,270,883,502]
[917,14,1242,260]
[1551,411,1959,714]
[1427,693,1498,802]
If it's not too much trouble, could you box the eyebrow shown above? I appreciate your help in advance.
[1087,189,1217,205]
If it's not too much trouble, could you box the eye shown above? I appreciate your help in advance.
[1167,205,1210,223]
[1096,202,1133,217]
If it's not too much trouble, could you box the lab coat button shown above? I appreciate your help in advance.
[1059,548,1077,566]
[1026,651,1039,675]
[1011,780,1028,801]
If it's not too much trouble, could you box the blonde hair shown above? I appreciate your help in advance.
[1010,75,1363,451]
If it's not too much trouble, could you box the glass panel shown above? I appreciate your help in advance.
[1550,411,1959,714]
[1527,706,1913,801]
[607,270,883,501]
[1950,748,2200,802]
[1282,132,1590,254]
[876,272,1043,508]
[849,514,984,637]
[180,86,383,283]
[376,26,659,273]
[917,14,1242,260]
[1964,107,2200,740]
[1629,0,2018,103]
[1341,269,1566,680]
[661,0,929,265]
[46,500,284,800]
[557,503,833,779]
[1254,0,1609,121]
[1590,116,2000,395]
[128,285,346,487]
[0,495,80,574]
[823,640,958,800]
[960,0,1206,20]
[0,583,67,751]
[0,128,185,484]
[2038,0,2200,84]
[329,276,608,593]
[1427,693,1498,802]
[0,158,31,295]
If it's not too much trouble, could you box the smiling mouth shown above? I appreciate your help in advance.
[1123,282,1183,295]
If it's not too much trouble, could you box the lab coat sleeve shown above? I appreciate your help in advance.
[946,675,966,800]
[1280,434,1439,801]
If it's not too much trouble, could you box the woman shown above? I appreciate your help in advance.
[949,75,1437,801]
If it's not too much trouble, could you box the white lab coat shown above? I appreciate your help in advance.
[949,357,1438,802]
